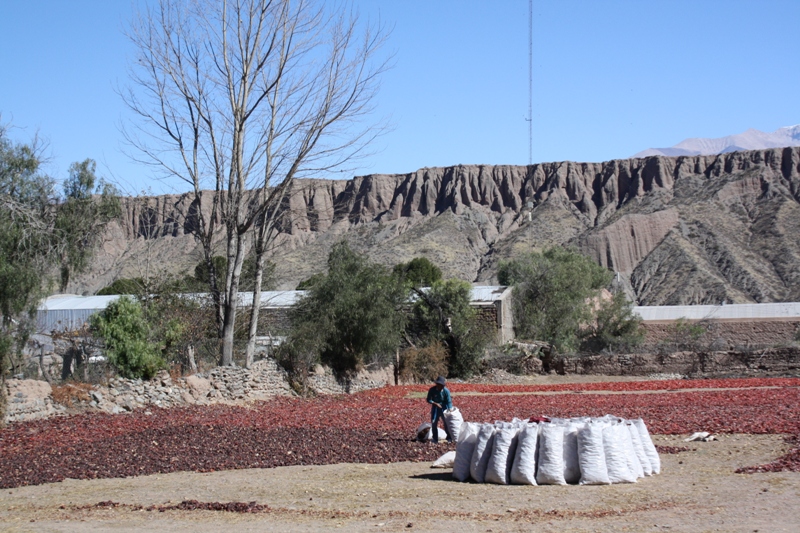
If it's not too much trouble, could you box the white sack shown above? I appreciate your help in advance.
[431,450,457,469]
[416,422,447,442]
[536,424,567,485]
[621,422,644,478]
[562,423,581,484]
[578,423,610,485]
[603,424,637,483]
[627,422,653,476]
[470,424,497,483]
[510,424,539,485]
[443,407,464,442]
[634,418,661,474]
[453,422,480,482]
[485,427,519,485]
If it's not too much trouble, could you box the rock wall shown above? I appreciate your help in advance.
[2,359,400,425]
[555,346,800,377]
[92,358,296,415]
[3,380,64,423]
[306,366,395,394]
[642,321,800,348]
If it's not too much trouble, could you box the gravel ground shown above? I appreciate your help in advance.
[1,434,798,532]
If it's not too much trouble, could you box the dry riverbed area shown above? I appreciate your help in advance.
[1,434,798,532]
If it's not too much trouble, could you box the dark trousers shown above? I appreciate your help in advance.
[430,405,453,443]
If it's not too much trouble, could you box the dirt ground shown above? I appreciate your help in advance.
[0,433,798,532]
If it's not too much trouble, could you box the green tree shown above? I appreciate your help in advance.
[296,273,325,290]
[393,257,442,287]
[498,247,612,352]
[409,279,491,378]
[190,255,272,294]
[194,256,229,287]
[97,278,147,296]
[55,159,121,291]
[284,242,406,377]
[89,296,165,379]
[0,125,119,422]
[580,291,644,352]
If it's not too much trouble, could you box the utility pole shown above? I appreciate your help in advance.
[528,0,533,165]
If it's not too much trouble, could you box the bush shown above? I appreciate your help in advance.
[273,322,324,394]
[296,272,325,290]
[398,342,449,384]
[499,247,644,355]
[286,242,407,376]
[96,277,146,296]
[90,296,165,379]
[393,257,442,287]
[408,278,491,378]
[51,382,93,407]
[580,292,644,353]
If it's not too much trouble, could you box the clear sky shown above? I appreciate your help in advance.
[2,0,799,195]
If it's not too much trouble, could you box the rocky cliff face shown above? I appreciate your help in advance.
[71,147,800,305]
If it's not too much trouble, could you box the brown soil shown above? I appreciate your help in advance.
[1,434,798,532]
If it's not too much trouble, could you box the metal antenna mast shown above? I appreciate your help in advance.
[527,0,533,165]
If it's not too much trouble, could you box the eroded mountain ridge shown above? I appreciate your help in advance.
[75,147,800,305]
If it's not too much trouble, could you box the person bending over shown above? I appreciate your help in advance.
[426,376,453,444]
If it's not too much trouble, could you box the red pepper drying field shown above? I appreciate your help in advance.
[1,377,798,489]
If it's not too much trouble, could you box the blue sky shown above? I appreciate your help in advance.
[2,0,798,195]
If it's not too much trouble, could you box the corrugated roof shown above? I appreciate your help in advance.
[634,302,800,322]
[236,291,308,307]
[39,294,121,311]
[470,285,512,303]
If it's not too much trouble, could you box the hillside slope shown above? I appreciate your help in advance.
[71,147,800,305]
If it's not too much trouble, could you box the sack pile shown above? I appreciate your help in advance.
[452,415,660,485]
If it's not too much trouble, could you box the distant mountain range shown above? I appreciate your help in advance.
[634,125,800,158]
[72,147,800,306]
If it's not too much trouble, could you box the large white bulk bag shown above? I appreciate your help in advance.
[621,422,644,478]
[603,424,637,483]
[634,418,661,474]
[470,424,496,483]
[627,422,652,476]
[510,424,539,485]
[443,407,464,442]
[578,423,610,485]
[453,422,480,482]
[562,423,581,484]
[485,427,519,485]
[536,424,567,485]
[416,422,447,442]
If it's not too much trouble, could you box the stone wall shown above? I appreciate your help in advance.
[473,305,498,336]
[3,380,64,423]
[256,308,293,336]
[2,358,296,424]
[306,365,395,394]
[554,346,800,378]
[642,320,800,348]
[1,357,399,425]
[92,358,296,415]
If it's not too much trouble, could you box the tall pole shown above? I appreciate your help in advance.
[528,0,533,165]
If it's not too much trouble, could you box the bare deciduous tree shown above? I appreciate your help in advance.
[122,0,389,366]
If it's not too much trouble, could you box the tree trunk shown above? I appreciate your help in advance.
[220,232,246,366]
[187,344,197,374]
[244,251,268,368]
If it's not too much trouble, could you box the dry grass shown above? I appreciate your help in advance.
[398,342,449,383]
[51,382,94,407]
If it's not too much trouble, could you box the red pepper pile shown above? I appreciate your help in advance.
[1,377,797,488]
